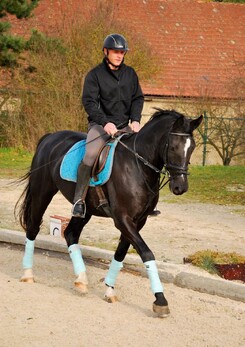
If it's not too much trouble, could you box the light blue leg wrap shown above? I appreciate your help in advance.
[22,238,35,269]
[105,257,123,287]
[144,260,163,294]
[68,244,86,275]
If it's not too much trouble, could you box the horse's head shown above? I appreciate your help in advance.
[165,115,203,195]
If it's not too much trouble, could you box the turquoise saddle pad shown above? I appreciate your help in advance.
[60,137,121,187]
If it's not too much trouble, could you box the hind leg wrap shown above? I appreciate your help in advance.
[69,244,88,294]
[104,257,123,303]
[21,238,35,282]
[105,257,123,287]
[22,238,35,269]
[68,244,86,274]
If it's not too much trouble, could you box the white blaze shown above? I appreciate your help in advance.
[183,138,191,158]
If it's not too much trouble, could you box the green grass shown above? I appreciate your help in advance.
[0,147,33,177]
[160,165,244,206]
[185,250,245,275]
[0,147,244,206]
[179,165,243,205]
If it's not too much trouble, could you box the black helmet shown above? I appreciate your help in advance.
[103,34,129,51]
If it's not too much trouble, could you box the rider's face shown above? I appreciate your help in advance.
[104,49,126,69]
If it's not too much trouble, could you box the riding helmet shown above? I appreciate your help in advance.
[103,34,129,51]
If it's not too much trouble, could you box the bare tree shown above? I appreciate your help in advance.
[199,112,245,166]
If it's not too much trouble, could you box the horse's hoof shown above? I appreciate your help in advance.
[104,285,119,303]
[20,269,34,283]
[20,276,34,283]
[74,282,88,294]
[153,303,170,318]
[104,295,119,303]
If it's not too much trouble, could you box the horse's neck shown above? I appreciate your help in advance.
[136,123,169,162]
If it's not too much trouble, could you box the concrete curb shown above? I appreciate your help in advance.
[1,228,244,303]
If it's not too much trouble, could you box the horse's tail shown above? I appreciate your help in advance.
[14,133,52,231]
[14,171,32,231]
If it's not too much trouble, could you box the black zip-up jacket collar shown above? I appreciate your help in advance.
[82,58,144,128]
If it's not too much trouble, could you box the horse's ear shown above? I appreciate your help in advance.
[173,116,185,131]
[190,115,203,132]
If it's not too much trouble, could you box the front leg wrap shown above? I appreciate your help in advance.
[144,260,163,293]
[104,257,123,303]
[144,260,170,318]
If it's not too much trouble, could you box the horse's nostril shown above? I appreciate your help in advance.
[172,185,186,195]
[173,187,180,195]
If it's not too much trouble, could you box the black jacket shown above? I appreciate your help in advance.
[82,58,144,128]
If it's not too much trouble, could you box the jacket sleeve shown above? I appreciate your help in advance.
[130,71,144,123]
[82,70,109,127]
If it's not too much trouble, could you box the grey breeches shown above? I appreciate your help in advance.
[83,124,132,167]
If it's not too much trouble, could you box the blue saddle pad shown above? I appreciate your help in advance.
[60,136,123,187]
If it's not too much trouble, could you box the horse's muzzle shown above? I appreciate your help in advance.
[169,175,188,195]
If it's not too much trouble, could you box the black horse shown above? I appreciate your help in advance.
[16,109,202,318]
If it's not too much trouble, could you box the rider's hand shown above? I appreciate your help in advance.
[130,121,140,133]
[104,122,118,136]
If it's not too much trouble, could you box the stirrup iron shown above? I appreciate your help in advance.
[72,199,86,218]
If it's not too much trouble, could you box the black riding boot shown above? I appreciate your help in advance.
[72,162,92,218]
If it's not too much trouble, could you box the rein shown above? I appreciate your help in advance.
[117,131,191,194]
[118,136,169,195]
[117,138,167,176]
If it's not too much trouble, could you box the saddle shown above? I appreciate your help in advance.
[60,134,126,185]
[60,134,127,216]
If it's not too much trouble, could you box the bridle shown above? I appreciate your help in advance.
[163,132,192,176]
[117,131,192,194]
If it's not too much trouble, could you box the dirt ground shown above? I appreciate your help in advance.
[0,178,245,347]
[1,178,244,264]
[0,244,245,347]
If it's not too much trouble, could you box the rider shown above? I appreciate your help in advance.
[72,33,144,217]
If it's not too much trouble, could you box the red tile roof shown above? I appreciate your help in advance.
[116,0,245,99]
[5,0,245,99]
